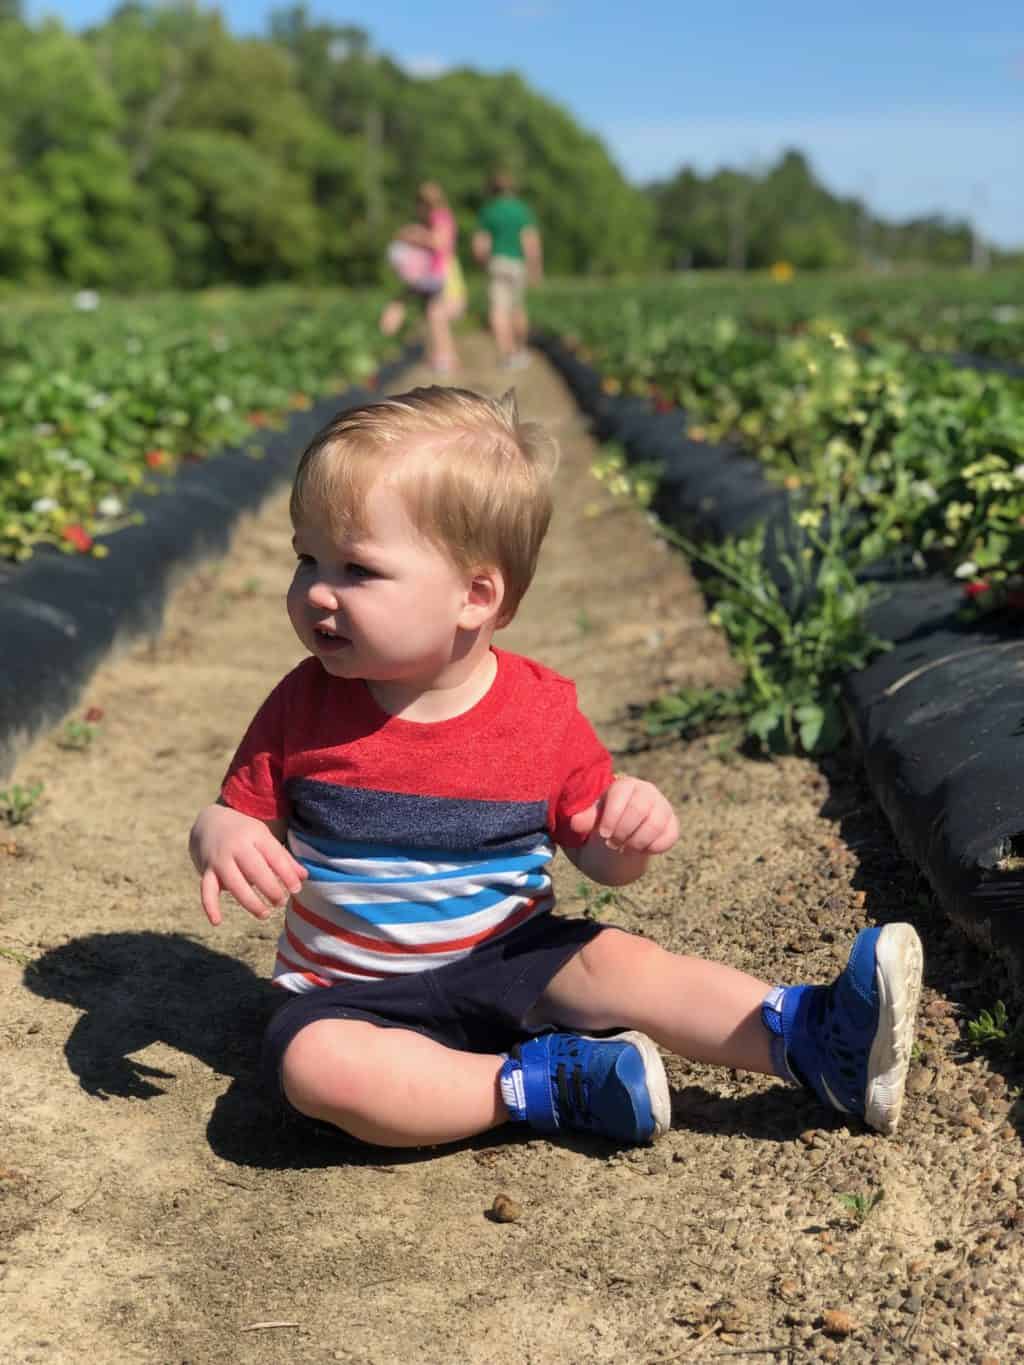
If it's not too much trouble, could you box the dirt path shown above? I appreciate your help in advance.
[2,335,1023,1364]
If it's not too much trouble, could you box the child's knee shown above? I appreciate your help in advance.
[577,926,664,980]
[280,1018,361,1119]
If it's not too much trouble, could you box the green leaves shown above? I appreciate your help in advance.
[536,274,1024,598]
[837,1188,885,1223]
[964,1000,1024,1059]
[0,781,43,826]
[0,289,390,561]
[642,510,887,757]
[795,701,842,755]
[0,10,659,288]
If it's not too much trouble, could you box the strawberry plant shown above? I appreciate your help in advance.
[0,288,393,562]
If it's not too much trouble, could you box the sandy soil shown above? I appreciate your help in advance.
[2,336,1023,1365]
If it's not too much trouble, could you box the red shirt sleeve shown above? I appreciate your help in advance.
[549,705,614,848]
[220,675,291,821]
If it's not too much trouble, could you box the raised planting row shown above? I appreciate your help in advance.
[531,283,1024,609]
[0,288,415,776]
[0,287,394,563]
[536,269,1024,365]
[533,321,1024,979]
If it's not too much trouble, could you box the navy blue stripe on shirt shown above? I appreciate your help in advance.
[286,778,550,853]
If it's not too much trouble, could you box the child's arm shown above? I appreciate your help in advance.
[472,229,492,265]
[398,213,452,254]
[189,801,307,928]
[521,225,543,283]
[396,223,436,249]
[562,776,679,886]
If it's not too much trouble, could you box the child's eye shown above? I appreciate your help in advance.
[346,562,375,579]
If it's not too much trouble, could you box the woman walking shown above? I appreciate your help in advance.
[379,182,460,376]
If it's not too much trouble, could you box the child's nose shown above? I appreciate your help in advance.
[307,578,339,610]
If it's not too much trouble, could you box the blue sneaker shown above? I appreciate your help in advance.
[763,923,923,1135]
[499,1030,671,1145]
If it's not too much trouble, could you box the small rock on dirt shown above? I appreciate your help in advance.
[488,1193,522,1223]
[821,1309,857,1338]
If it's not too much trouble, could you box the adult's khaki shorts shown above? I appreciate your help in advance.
[488,256,528,312]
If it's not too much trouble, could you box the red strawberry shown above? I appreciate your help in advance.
[61,524,93,553]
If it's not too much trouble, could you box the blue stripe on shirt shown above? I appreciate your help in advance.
[302,874,551,925]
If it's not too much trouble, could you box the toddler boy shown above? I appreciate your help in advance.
[189,386,923,1149]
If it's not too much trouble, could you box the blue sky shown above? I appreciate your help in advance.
[30,0,1024,245]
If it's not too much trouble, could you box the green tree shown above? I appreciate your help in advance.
[0,18,170,284]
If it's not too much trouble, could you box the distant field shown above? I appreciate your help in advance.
[530,269,1024,605]
[538,267,1024,362]
[0,288,390,562]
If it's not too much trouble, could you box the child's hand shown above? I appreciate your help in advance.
[569,776,679,856]
[189,803,307,927]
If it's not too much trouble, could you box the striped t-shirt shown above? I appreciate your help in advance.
[220,649,612,992]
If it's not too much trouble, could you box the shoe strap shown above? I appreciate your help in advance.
[761,986,799,1086]
[518,1040,560,1132]
[498,1058,528,1122]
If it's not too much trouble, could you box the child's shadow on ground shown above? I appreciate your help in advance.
[26,930,849,1172]
[23,930,329,1169]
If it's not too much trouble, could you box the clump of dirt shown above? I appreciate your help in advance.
[2,336,1023,1363]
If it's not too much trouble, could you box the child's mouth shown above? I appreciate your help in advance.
[314,624,350,652]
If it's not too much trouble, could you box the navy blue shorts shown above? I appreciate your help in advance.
[261,913,605,1131]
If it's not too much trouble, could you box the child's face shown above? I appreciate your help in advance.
[288,474,479,689]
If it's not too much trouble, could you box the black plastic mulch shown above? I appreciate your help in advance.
[0,347,418,779]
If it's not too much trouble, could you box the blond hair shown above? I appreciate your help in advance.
[416,181,447,208]
[290,386,559,623]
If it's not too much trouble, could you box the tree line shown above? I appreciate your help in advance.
[0,2,1000,290]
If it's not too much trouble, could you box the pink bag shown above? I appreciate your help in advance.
[387,241,444,294]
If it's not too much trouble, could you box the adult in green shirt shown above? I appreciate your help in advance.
[472,171,543,369]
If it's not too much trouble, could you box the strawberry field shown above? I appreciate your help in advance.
[532,271,1024,608]
[0,289,392,562]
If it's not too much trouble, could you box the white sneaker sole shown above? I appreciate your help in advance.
[590,1029,672,1142]
[865,923,924,1135]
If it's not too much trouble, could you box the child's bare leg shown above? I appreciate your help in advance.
[379,299,406,336]
[425,293,458,372]
[535,927,775,1073]
[532,923,922,1137]
[281,1019,505,1147]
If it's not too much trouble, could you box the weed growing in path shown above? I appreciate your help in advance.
[56,718,99,750]
[837,1188,885,1224]
[0,782,44,826]
[576,881,621,920]
[966,1000,1024,1059]
[646,507,887,756]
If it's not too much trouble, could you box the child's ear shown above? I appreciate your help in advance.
[460,566,505,629]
